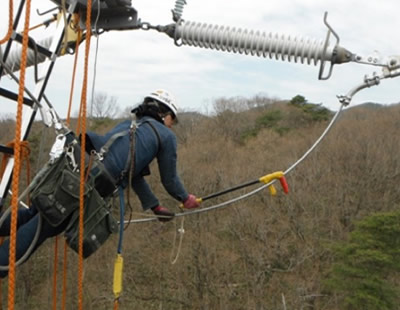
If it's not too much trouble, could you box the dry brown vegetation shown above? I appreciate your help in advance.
[1,97,400,309]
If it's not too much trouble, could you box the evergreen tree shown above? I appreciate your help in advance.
[325,211,400,309]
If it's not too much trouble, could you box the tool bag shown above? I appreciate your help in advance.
[64,186,118,258]
[30,124,135,258]
[30,149,118,258]
[30,152,87,227]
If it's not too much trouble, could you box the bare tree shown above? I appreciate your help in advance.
[89,91,120,119]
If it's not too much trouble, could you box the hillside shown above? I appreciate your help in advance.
[0,96,399,309]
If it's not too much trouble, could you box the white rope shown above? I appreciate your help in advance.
[169,216,185,264]
[89,0,101,118]
[125,102,345,224]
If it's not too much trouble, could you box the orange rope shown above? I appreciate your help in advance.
[7,0,32,308]
[78,1,93,308]
[61,240,68,310]
[52,236,59,310]
[0,141,30,310]
[0,0,13,44]
[59,15,82,310]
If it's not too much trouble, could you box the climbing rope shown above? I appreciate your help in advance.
[7,0,32,307]
[51,11,79,302]
[61,240,68,310]
[77,0,93,308]
[0,0,13,45]
[52,236,59,310]
[40,13,83,310]
[55,17,82,310]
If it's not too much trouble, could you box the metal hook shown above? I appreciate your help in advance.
[318,12,341,80]
[36,6,59,16]
[323,11,340,45]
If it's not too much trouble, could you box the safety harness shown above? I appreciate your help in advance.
[30,120,138,258]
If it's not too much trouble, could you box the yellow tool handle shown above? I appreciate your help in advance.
[269,185,277,196]
[259,171,284,184]
[113,254,124,298]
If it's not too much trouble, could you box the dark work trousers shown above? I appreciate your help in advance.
[0,205,68,278]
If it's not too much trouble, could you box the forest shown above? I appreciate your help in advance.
[0,94,399,309]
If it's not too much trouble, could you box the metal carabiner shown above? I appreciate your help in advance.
[49,134,66,162]
[66,146,78,171]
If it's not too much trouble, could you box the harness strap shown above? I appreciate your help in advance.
[99,130,130,159]
[142,120,161,153]
[117,121,137,185]
[90,119,158,194]
[93,120,137,186]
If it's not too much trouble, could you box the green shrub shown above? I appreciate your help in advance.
[325,211,400,310]
[255,110,283,128]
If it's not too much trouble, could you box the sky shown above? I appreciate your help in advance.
[0,0,399,120]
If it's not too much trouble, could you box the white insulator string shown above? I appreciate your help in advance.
[176,21,333,66]
[173,0,187,20]
[0,37,52,76]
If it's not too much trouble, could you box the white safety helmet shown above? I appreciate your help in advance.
[145,89,178,119]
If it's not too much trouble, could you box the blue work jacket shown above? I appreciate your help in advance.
[86,117,188,210]
[0,117,190,278]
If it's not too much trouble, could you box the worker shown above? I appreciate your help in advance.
[0,89,199,277]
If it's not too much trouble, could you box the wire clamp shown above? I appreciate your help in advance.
[259,171,289,195]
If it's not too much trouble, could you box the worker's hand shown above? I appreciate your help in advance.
[183,194,200,209]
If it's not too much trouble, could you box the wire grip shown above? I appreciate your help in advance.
[259,171,289,195]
